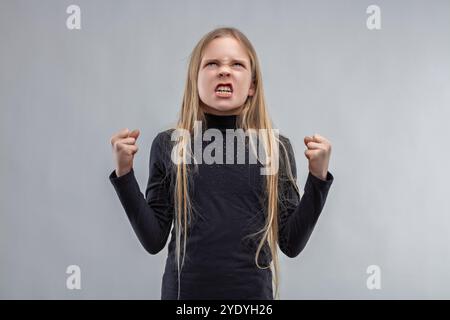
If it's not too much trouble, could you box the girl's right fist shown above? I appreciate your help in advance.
[110,128,140,177]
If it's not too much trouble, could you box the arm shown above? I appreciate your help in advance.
[109,132,174,255]
[277,137,334,258]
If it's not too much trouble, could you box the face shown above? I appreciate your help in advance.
[197,36,255,116]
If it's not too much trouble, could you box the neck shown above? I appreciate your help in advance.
[203,112,238,131]
[200,104,243,116]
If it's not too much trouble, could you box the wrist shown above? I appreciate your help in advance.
[116,168,131,177]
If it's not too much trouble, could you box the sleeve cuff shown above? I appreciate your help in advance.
[305,170,334,192]
[109,168,135,185]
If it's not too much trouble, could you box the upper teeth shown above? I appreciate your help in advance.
[216,85,232,92]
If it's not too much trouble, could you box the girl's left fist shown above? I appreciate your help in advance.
[304,133,332,181]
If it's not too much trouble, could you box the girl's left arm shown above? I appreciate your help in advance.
[278,135,334,258]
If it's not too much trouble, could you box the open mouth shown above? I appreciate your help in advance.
[215,83,233,98]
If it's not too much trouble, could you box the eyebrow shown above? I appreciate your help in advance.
[203,58,248,66]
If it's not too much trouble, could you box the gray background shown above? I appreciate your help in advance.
[1,0,449,299]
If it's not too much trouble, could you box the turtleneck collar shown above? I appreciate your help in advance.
[204,112,238,131]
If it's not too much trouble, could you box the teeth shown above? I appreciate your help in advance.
[216,85,232,92]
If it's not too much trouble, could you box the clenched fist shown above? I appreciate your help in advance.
[304,133,332,181]
[110,128,140,177]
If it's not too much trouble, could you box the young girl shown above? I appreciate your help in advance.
[109,27,334,300]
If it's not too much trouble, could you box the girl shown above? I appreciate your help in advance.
[109,27,334,300]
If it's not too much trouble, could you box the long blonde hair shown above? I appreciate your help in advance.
[170,27,298,300]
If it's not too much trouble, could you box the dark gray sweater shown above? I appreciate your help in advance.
[109,113,334,300]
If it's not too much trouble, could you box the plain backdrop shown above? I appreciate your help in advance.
[1,0,450,299]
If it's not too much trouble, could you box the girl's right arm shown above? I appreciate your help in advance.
[109,131,174,255]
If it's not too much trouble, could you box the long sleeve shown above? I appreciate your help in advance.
[277,137,334,258]
[109,131,174,255]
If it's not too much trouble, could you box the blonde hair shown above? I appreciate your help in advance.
[169,27,298,300]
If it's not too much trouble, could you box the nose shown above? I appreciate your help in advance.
[218,66,231,78]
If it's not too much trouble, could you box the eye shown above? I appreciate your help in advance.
[234,63,244,67]
[206,62,217,67]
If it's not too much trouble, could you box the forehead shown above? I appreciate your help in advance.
[201,36,250,62]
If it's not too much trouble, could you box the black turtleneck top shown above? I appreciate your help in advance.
[109,113,334,300]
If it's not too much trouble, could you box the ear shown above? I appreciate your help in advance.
[248,79,256,97]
